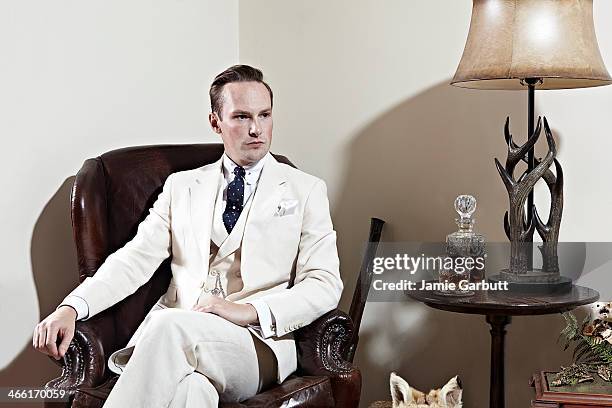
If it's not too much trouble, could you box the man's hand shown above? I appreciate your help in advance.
[191,297,258,327]
[33,306,77,360]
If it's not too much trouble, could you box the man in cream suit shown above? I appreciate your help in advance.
[33,65,343,407]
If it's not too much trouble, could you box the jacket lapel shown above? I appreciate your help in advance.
[217,154,287,261]
[211,180,228,248]
[189,157,223,265]
[191,154,287,264]
[243,155,287,240]
[216,193,254,259]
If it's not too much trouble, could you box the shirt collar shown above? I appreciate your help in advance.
[222,152,269,185]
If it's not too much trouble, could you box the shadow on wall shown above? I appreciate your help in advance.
[333,80,571,408]
[0,177,79,404]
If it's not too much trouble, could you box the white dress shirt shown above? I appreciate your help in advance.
[60,152,278,338]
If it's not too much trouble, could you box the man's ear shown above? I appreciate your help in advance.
[209,112,222,134]
[390,372,417,406]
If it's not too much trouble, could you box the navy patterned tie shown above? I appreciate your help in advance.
[223,166,246,233]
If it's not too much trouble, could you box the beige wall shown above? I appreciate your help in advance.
[240,0,612,407]
[0,0,238,398]
[3,1,612,407]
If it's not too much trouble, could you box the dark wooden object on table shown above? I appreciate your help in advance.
[346,217,385,363]
[531,370,612,407]
[408,285,599,408]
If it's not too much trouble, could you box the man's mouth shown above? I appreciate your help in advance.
[247,141,265,145]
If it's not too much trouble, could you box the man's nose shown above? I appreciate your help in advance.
[249,119,262,137]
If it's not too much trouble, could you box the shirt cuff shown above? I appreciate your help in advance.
[247,299,276,338]
[58,295,89,321]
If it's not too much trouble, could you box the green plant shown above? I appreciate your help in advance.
[559,312,612,365]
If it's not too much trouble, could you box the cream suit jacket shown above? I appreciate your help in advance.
[68,154,343,383]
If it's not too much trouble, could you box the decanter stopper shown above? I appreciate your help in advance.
[454,194,476,232]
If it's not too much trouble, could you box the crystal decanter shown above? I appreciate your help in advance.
[438,195,486,296]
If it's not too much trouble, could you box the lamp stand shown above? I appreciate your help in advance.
[488,79,571,293]
[525,78,537,242]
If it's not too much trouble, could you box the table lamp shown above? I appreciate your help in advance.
[451,0,611,290]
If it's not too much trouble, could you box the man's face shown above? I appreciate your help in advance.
[209,81,273,166]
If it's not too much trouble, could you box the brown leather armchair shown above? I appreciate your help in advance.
[43,144,384,408]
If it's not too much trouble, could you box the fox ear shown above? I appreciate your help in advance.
[441,375,463,407]
[390,372,415,405]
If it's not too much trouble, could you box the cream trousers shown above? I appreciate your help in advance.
[102,308,277,408]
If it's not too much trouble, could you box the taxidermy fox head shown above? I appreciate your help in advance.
[590,302,612,323]
[390,372,463,408]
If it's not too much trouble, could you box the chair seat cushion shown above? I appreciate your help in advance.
[71,374,334,408]
[222,374,335,407]
[72,376,118,408]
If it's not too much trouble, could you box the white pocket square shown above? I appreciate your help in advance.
[275,199,299,216]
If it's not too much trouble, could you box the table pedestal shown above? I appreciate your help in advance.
[407,285,599,408]
[487,315,511,408]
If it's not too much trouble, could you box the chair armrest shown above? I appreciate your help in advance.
[45,308,116,395]
[295,309,362,408]
[295,308,355,375]
[44,261,171,395]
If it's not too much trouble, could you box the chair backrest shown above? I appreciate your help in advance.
[72,144,220,279]
[70,143,294,347]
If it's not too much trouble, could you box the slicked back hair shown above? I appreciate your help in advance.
[209,65,273,119]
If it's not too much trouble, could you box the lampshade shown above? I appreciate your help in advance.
[451,0,612,90]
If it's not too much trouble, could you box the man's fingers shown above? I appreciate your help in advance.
[192,305,213,313]
[36,326,47,351]
[45,326,59,359]
[57,328,73,358]
[38,327,47,352]
[33,326,40,350]
[33,309,77,358]
[192,301,249,326]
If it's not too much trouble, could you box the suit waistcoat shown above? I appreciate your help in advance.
[196,173,255,306]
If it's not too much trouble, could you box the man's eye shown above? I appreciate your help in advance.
[235,115,249,120]
[260,113,270,118]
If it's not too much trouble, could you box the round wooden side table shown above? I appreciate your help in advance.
[408,285,599,408]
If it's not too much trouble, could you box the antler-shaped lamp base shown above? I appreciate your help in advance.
[488,116,571,293]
